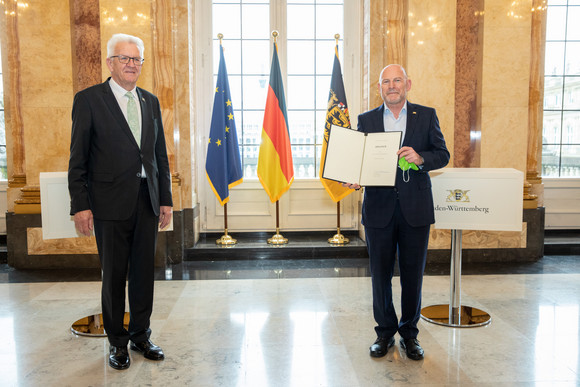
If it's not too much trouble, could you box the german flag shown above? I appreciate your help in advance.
[257,42,294,203]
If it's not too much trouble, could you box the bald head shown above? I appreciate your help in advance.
[377,64,412,112]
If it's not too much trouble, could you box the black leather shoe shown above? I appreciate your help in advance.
[369,336,395,358]
[109,345,130,370]
[130,339,165,360]
[400,338,424,360]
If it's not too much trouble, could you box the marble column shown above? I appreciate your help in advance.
[454,0,484,168]
[364,0,408,110]
[69,0,101,93]
[151,0,181,211]
[0,0,27,213]
[525,0,547,209]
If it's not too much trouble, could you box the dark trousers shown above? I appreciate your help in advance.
[94,180,159,347]
[365,201,430,340]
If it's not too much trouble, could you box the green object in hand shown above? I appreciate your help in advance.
[398,156,419,171]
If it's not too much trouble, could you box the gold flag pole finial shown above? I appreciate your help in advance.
[217,33,223,45]
[334,33,340,44]
[272,30,278,43]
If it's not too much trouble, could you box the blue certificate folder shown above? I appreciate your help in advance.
[322,125,402,186]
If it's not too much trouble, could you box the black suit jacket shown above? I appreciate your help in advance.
[68,79,172,220]
[358,102,449,228]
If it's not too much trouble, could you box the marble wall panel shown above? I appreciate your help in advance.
[408,0,456,161]
[480,106,529,170]
[100,0,153,91]
[14,0,73,193]
[480,0,532,172]
[21,108,72,185]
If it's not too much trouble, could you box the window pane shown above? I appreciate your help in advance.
[213,4,241,39]
[545,42,565,75]
[214,40,241,74]
[242,145,259,178]
[316,75,331,110]
[544,76,563,109]
[316,5,343,39]
[0,111,4,147]
[221,75,241,112]
[316,40,340,74]
[287,41,315,75]
[241,40,270,75]
[542,144,560,177]
[315,144,322,176]
[242,75,269,109]
[292,145,315,178]
[316,110,327,144]
[543,110,562,144]
[287,5,314,39]
[561,145,580,177]
[567,7,580,40]
[563,77,580,109]
[565,42,580,75]
[241,4,269,39]
[562,111,580,143]
[546,6,567,40]
[287,110,315,144]
[287,76,315,109]
[241,111,262,145]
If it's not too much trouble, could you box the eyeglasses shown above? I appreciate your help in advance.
[110,55,145,66]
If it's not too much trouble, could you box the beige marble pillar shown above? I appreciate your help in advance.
[454,0,484,168]
[364,0,408,110]
[0,1,27,212]
[151,0,181,210]
[70,0,101,93]
[525,0,547,209]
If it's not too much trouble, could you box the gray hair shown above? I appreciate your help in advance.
[107,33,145,58]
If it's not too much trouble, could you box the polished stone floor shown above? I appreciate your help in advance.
[1,255,580,386]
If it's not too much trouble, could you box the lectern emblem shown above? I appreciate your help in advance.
[446,189,470,202]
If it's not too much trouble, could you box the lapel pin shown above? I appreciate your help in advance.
[412,111,417,114]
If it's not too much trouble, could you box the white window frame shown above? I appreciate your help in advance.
[194,0,363,233]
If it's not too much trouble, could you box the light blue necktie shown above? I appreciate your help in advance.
[125,92,141,148]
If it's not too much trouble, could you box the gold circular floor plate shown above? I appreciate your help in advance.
[421,304,491,328]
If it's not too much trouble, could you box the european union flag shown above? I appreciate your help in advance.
[205,44,243,205]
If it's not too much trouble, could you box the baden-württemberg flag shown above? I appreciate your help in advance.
[319,44,354,202]
[205,43,243,205]
[257,42,294,203]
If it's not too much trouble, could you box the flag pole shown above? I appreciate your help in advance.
[268,200,288,244]
[326,34,349,245]
[216,202,237,245]
[328,200,349,244]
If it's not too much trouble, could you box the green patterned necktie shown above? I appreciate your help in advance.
[125,91,141,148]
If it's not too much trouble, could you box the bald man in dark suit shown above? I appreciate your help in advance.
[344,64,449,360]
[68,33,173,370]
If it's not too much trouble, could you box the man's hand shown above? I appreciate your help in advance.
[397,146,424,166]
[73,209,94,237]
[159,206,173,230]
[341,182,361,190]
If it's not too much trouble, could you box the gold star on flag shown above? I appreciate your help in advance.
[225,126,230,133]
[226,99,232,106]
[228,113,234,120]
[216,139,222,146]
[215,87,219,93]
[208,138,211,144]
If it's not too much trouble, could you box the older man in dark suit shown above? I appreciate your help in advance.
[344,64,449,360]
[68,33,173,370]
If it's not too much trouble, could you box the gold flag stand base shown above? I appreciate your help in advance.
[216,229,237,245]
[328,227,349,244]
[267,228,288,245]
[71,312,130,337]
